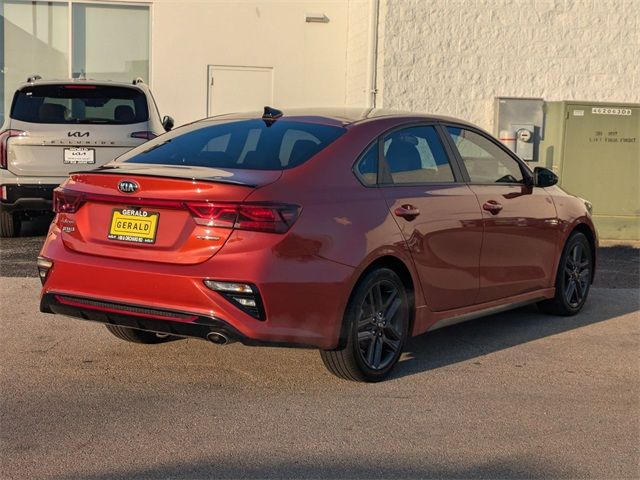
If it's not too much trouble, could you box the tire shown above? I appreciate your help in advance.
[538,232,592,316]
[320,268,410,382]
[0,211,19,238]
[105,324,178,344]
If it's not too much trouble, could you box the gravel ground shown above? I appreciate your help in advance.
[0,279,638,479]
[0,217,638,479]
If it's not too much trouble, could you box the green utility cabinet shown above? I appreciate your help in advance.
[540,101,640,241]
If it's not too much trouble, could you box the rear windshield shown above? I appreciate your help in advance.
[118,119,346,170]
[10,85,149,125]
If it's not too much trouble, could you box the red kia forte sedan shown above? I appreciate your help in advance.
[38,107,597,382]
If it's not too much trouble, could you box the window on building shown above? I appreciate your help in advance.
[382,126,455,184]
[1,1,150,125]
[447,127,524,184]
[72,4,149,82]
[1,1,69,125]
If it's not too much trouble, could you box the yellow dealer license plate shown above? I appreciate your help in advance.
[108,208,159,244]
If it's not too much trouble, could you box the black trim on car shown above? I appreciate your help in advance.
[40,293,315,349]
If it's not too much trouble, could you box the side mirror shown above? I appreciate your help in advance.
[533,167,558,187]
[162,115,174,131]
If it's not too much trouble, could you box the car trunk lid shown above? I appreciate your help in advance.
[55,165,282,264]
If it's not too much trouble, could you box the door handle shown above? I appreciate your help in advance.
[394,204,420,220]
[482,200,503,214]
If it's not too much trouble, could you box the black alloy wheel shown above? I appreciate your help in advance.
[538,232,593,316]
[320,268,410,382]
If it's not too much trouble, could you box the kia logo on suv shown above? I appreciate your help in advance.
[68,131,90,137]
[118,180,139,193]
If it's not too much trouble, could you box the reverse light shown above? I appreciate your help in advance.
[234,297,256,307]
[131,131,158,140]
[186,202,300,233]
[203,281,254,294]
[53,189,85,214]
[37,257,53,285]
[204,280,264,320]
[0,130,26,169]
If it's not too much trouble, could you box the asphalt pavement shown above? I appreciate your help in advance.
[0,220,639,479]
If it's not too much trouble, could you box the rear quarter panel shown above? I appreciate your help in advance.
[243,119,429,340]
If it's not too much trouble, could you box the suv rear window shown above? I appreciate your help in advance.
[119,119,346,170]
[10,85,149,124]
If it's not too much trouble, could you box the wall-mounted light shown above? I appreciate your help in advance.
[305,13,329,23]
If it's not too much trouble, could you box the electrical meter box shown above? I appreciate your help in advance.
[540,101,640,241]
[494,97,544,163]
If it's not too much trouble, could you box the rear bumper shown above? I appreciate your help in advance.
[41,293,314,348]
[0,184,58,213]
[39,227,355,350]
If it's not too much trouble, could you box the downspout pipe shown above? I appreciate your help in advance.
[368,0,380,108]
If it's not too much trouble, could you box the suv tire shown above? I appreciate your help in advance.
[0,211,19,238]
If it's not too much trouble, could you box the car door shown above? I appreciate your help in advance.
[371,124,484,312]
[444,125,559,303]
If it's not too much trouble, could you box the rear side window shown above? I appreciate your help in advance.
[382,126,455,184]
[355,143,378,186]
[119,119,346,170]
[10,85,149,124]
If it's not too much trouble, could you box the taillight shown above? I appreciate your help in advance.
[131,131,157,140]
[0,130,26,169]
[186,202,300,233]
[53,189,85,213]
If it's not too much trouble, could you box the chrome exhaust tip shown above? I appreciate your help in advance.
[206,331,231,345]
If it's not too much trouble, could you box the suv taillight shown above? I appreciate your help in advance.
[0,130,25,169]
[53,189,85,214]
[186,202,301,233]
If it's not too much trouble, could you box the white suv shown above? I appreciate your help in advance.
[0,77,173,237]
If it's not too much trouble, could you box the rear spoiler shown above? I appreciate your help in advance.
[70,165,260,188]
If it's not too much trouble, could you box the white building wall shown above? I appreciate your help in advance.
[151,0,363,126]
[345,0,373,106]
[378,0,640,130]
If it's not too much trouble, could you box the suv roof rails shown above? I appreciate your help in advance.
[132,77,145,85]
[26,75,42,83]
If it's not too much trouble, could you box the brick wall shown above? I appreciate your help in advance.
[378,0,640,130]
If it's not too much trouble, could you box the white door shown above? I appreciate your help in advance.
[207,65,273,116]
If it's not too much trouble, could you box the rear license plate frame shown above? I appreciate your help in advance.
[107,208,159,244]
[63,147,95,164]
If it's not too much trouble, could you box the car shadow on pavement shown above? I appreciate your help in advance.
[51,455,573,480]
[394,288,638,380]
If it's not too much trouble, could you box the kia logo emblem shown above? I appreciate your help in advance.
[68,131,89,137]
[118,180,139,193]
